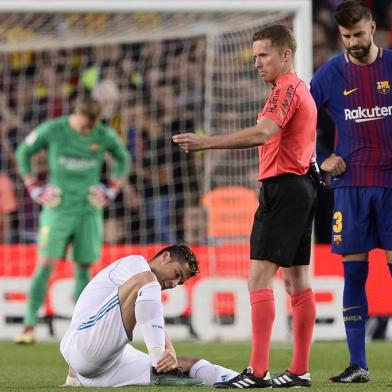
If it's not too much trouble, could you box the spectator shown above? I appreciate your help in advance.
[0,172,17,243]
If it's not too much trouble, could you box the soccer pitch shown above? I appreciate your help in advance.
[1,340,391,391]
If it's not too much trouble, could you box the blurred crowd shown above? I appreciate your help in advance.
[1,2,391,245]
[0,37,206,244]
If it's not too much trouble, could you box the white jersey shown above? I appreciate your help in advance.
[60,254,239,388]
[60,255,153,386]
[68,255,150,332]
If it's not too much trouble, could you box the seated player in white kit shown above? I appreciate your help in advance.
[60,244,238,387]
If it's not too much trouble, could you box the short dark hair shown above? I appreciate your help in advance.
[153,244,199,277]
[253,25,296,55]
[335,1,372,28]
[76,95,102,122]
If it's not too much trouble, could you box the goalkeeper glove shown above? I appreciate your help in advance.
[25,179,62,208]
[88,181,121,208]
[307,162,326,188]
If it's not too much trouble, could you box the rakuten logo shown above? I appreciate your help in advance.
[344,105,392,123]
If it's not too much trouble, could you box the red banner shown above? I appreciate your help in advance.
[1,243,391,315]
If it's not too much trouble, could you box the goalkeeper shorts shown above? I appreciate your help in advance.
[38,208,103,263]
[60,291,151,386]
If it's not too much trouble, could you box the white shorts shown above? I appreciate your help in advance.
[77,345,151,387]
[60,290,152,387]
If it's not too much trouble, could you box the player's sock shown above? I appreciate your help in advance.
[388,263,392,277]
[135,281,165,367]
[189,359,239,386]
[73,266,90,302]
[24,266,52,325]
[288,288,316,375]
[343,261,369,370]
[249,288,275,377]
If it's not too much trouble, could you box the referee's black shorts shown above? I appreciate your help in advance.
[250,174,317,267]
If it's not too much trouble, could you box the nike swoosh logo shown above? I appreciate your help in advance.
[343,88,359,96]
[342,306,361,312]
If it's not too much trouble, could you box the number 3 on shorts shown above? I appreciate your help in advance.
[333,211,343,233]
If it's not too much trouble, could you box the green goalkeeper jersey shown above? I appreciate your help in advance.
[16,116,130,214]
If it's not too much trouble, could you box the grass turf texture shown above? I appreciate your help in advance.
[1,340,391,391]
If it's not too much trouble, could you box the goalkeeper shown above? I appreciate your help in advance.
[14,95,130,344]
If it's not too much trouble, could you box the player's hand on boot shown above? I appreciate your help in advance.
[88,180,121,208]
[155,347,178,373]
[26,179,61,208]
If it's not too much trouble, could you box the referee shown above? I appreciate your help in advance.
[173,25,318,389]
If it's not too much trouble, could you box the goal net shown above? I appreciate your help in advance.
[0,2,311,341]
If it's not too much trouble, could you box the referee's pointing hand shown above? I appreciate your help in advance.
[172,133,208,153]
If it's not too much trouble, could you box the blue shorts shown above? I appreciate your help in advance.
[331,187,392,254]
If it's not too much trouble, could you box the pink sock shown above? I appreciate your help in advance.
[288,288,316,375]
[249,288,275,377]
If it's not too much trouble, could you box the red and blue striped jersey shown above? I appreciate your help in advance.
[310,48,392,188]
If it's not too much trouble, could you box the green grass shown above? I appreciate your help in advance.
[1,340,391,391]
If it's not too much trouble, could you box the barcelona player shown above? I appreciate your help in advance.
[310,0,392,383]
[14,96,130,344]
